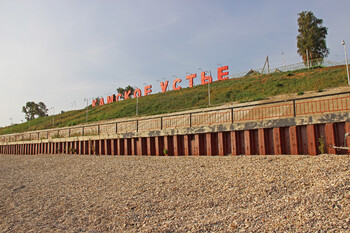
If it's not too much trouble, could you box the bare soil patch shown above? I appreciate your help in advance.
[0,154,349,232]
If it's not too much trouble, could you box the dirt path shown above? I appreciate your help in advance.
[0,154,349,232]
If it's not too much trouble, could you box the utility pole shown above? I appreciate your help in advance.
[199,68,211,106]
[136,94,138,115]
[262,56,270,73]
[208,70,211,106]
[84,98,90,122]
[342,40,350,86]
[50,107,55,126]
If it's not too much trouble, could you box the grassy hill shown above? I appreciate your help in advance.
[1,65,349,135]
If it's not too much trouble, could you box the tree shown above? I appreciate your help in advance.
[37,102,48,117]
[117,87,125,100]
[22,101,48,121]
[125,85,135,98]
[297,11,329,65]
[116,86,135,99]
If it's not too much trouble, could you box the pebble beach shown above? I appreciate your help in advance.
[0,154,349,232]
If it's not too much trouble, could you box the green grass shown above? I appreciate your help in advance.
[1,65,349,135]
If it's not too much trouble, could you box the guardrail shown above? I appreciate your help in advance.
[1,91,350,143]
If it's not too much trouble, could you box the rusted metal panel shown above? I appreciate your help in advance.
[325,123,336,154]
[307,125,317,155]
[258,129,266,155]
[273,128,282,155]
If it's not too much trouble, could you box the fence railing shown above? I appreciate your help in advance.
[229,59,350,79]
[1,92,350,144]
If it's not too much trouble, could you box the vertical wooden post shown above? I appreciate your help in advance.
[93,140,96,155]
[131,138,136,155]
[155,137,160,156]
[273,128,282,155]
[98,140,102,155]
[218,132,224,156]
[345,122,350,154]
[325,123,336,154]
[206,133,212,156]
[194,134,200,156]
[48,142,51,154]
[173,135,179,156]
[147,137,151,156]
[307,125,317,155]
[117,139,121,155]
[137,138,142,156]
[111,139,115,155]
[164,136,169,156]
[184,135,189,156]
[244,130,251,155]
[79,141,82,154]
[289,126,299,155]
[230,131,238,156]
[104,139,108,155]
[66,141,69,154]
[88,141,91,155]
[258,128,266,155]
[124,139,129,156]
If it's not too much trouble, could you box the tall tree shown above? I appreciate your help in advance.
[22,101,48,121]
[125,85,135,98]
[116,86,135,99]
[117,87,125,100]
[297,11,329,65]
[37,102,48,117]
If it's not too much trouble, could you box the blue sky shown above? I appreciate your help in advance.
[0,0,349,127]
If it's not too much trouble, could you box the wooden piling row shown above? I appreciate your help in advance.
[1,122,349,155]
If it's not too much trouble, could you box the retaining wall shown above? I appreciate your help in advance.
[1,91,350,156]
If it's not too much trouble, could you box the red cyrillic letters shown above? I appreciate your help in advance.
[144,85,152,96]
[116,93,122,101]
[186,74,197,87]
[124,90,131,99]
[99,98,105,106]
[201,72,212,85]
[92,65,229,107]
[134,88,142,97]
[92,99,98,107]
[172,78,182,90]
[218,66,229,80]
[160,81,169,92]
[107,95,115,104]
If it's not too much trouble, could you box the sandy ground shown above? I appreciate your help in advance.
[0,154,349,232]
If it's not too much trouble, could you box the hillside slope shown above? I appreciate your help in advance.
[1,65,349,135]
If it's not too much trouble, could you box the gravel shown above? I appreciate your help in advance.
[0,154,349,232]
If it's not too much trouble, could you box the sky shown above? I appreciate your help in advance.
[1,0,350,127]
